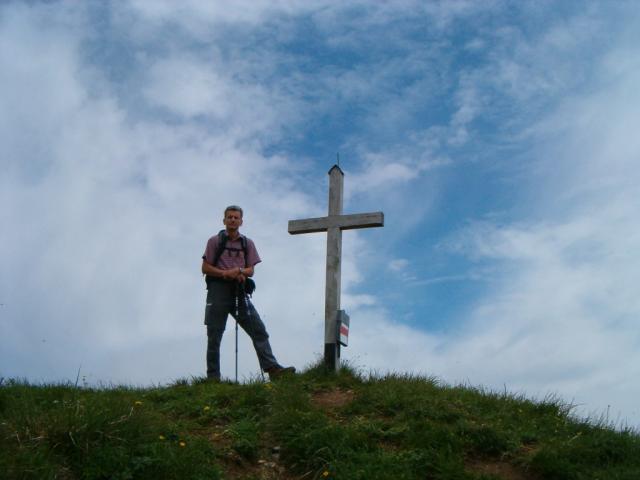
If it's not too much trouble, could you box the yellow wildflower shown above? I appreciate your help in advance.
[158,435,166,441]
[203,406,211,411]
[322,471,330,477]
[179,441,186,447]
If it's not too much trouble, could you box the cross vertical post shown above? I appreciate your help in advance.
[288,164,384,372]
[324,166,344,370]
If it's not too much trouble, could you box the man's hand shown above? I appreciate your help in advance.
[236,267,248,283]
[222,268,239,281]
[223,267,249,283]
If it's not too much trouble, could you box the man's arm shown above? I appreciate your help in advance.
[201,260,242,280]
[201,260,255,281]
[241,238,259,279]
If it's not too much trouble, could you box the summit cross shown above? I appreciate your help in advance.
[288,165,384,371]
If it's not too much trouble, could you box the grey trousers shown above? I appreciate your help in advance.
[204,280,280,380]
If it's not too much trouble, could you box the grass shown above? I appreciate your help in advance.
[1,363,639,479]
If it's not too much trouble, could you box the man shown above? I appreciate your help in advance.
[202,205,295,381]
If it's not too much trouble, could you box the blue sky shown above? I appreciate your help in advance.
[2,1,640,428]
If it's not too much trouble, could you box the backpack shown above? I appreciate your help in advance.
[206,230,256,295]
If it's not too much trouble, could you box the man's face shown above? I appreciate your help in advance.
[223,210,243,230]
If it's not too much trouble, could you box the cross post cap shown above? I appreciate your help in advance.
[328,164,344,175]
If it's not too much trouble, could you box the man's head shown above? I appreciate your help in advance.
[223,205,243,233]
[224,205,243,218]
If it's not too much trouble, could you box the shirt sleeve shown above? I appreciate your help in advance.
[245,238,261,267]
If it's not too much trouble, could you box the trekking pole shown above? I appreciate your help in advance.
[235,283,239,384]
[240,287,266,382]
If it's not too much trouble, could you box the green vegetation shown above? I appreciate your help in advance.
[1,364,639,479]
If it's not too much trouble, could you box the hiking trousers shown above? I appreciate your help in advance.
[204,280,279,380]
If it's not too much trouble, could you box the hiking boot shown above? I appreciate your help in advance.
[266,366,296,380]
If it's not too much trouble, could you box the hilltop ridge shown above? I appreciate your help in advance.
[1,364,639,479]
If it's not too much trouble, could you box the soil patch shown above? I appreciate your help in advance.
[311,389,356,410]
[466,459,540,480]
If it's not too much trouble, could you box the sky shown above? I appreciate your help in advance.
[1,1,639,429]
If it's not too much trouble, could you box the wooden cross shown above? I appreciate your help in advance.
[288,165,384,371]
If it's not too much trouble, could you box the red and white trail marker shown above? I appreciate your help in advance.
[338,310,350,347]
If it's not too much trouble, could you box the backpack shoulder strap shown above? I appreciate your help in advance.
[240,235,248,267]
[212,230,228,267]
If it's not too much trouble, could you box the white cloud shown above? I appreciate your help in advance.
[389,258,409,272]
[128,0,306,29]
[438,216,640,425]
[351,160,418,191]
[143,56,232,118]
[428,39,640,426]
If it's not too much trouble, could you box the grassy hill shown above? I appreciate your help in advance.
[1,364,639,479]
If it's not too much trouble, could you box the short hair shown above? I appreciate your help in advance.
[224,205,243,217]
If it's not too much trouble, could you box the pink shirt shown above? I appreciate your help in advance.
[203,234,261,270]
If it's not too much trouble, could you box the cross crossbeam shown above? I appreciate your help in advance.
[288,212,384,234]
[288,165,384,371]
